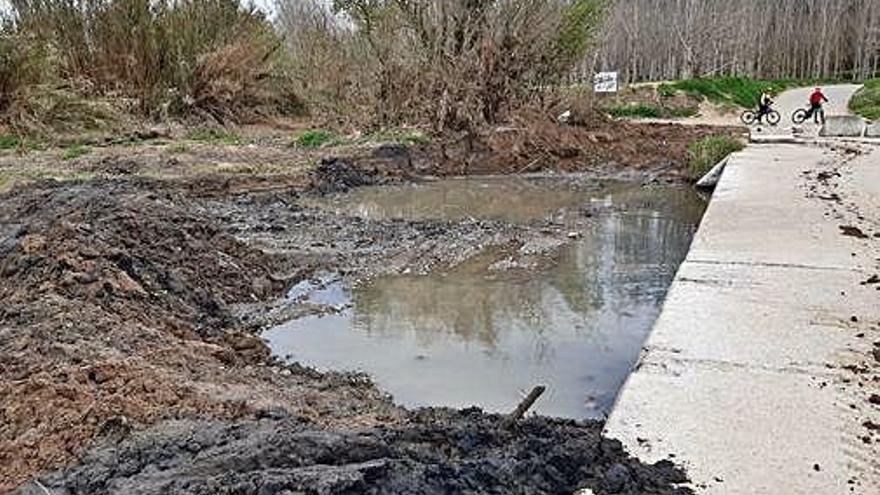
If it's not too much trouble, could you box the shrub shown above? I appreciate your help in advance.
[687,135,744,179]
[0,31,50,114]
[604,104,662,119]
[850,79,880,121]
[3,0,302,126]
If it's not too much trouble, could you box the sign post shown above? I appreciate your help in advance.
[593,72,619,93]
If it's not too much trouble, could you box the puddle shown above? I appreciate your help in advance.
[286,273,350,308]
[300,175,631,223]
[264,176,706,419]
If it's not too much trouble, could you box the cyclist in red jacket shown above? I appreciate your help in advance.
[808,88,829,124]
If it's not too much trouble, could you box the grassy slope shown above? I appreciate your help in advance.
[661,77,843,109]
[686,135,745,180]
[849,79,880,120]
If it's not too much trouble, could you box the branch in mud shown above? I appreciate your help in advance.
[502,385,546,428]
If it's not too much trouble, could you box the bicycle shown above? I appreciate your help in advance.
[792,106,825,125]
[741,108,780,126]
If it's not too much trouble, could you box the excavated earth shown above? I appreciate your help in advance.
[0,121,730,494]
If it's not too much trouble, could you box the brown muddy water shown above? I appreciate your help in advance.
[264,176,706,419]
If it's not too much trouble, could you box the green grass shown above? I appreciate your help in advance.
[186,128,244,145]
[662,77,847,109]
[62,144,91,160]
[0,134,22,150]
[0,135,48,152]
[657,83,677,98]
[293,129,336,149]
[850,79,880,120]
[687,135,744,179]
[605,104,662,119]
[668,78,792,108]
[604,104,698,119]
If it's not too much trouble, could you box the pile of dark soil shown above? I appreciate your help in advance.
[417,114,745,180]
[0,179,398,491]
[16,409,690,495]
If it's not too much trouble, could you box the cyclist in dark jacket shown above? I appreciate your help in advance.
[756,89,774,123]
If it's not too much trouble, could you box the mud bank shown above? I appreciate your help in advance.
[0,126,708,493]
[16,410,690,495]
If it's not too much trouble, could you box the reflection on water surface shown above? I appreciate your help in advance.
[266,177,705,418]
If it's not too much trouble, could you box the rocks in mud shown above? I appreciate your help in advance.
[602,463,632,492]
[19,409,693,495]
[839,225,869,238]
[311,157,378,194]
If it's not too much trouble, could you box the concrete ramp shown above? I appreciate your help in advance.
[606,144,880,493]
[820,116,866,137]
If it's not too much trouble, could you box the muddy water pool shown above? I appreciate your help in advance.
[264,176,706,419]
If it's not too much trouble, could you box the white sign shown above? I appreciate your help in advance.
[593,72,618,93]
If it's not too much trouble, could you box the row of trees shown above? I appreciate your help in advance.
[588,0,880,83]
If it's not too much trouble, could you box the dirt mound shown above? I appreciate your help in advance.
[16,409,691,495]
[311,145,415,194]
[420,114,744,180]
[0,179,280,337]
[0,179,398,491]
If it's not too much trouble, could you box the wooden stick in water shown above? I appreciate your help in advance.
[503,385,546,428]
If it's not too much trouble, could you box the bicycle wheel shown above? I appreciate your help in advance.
[792,109,807,124]
[766,110,781,126]
[740,110,756,125]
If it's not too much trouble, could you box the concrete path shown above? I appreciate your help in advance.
[762,84,864,137]
[605,142,880,493]
[637,84,864,130]
[774,84,862,119]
